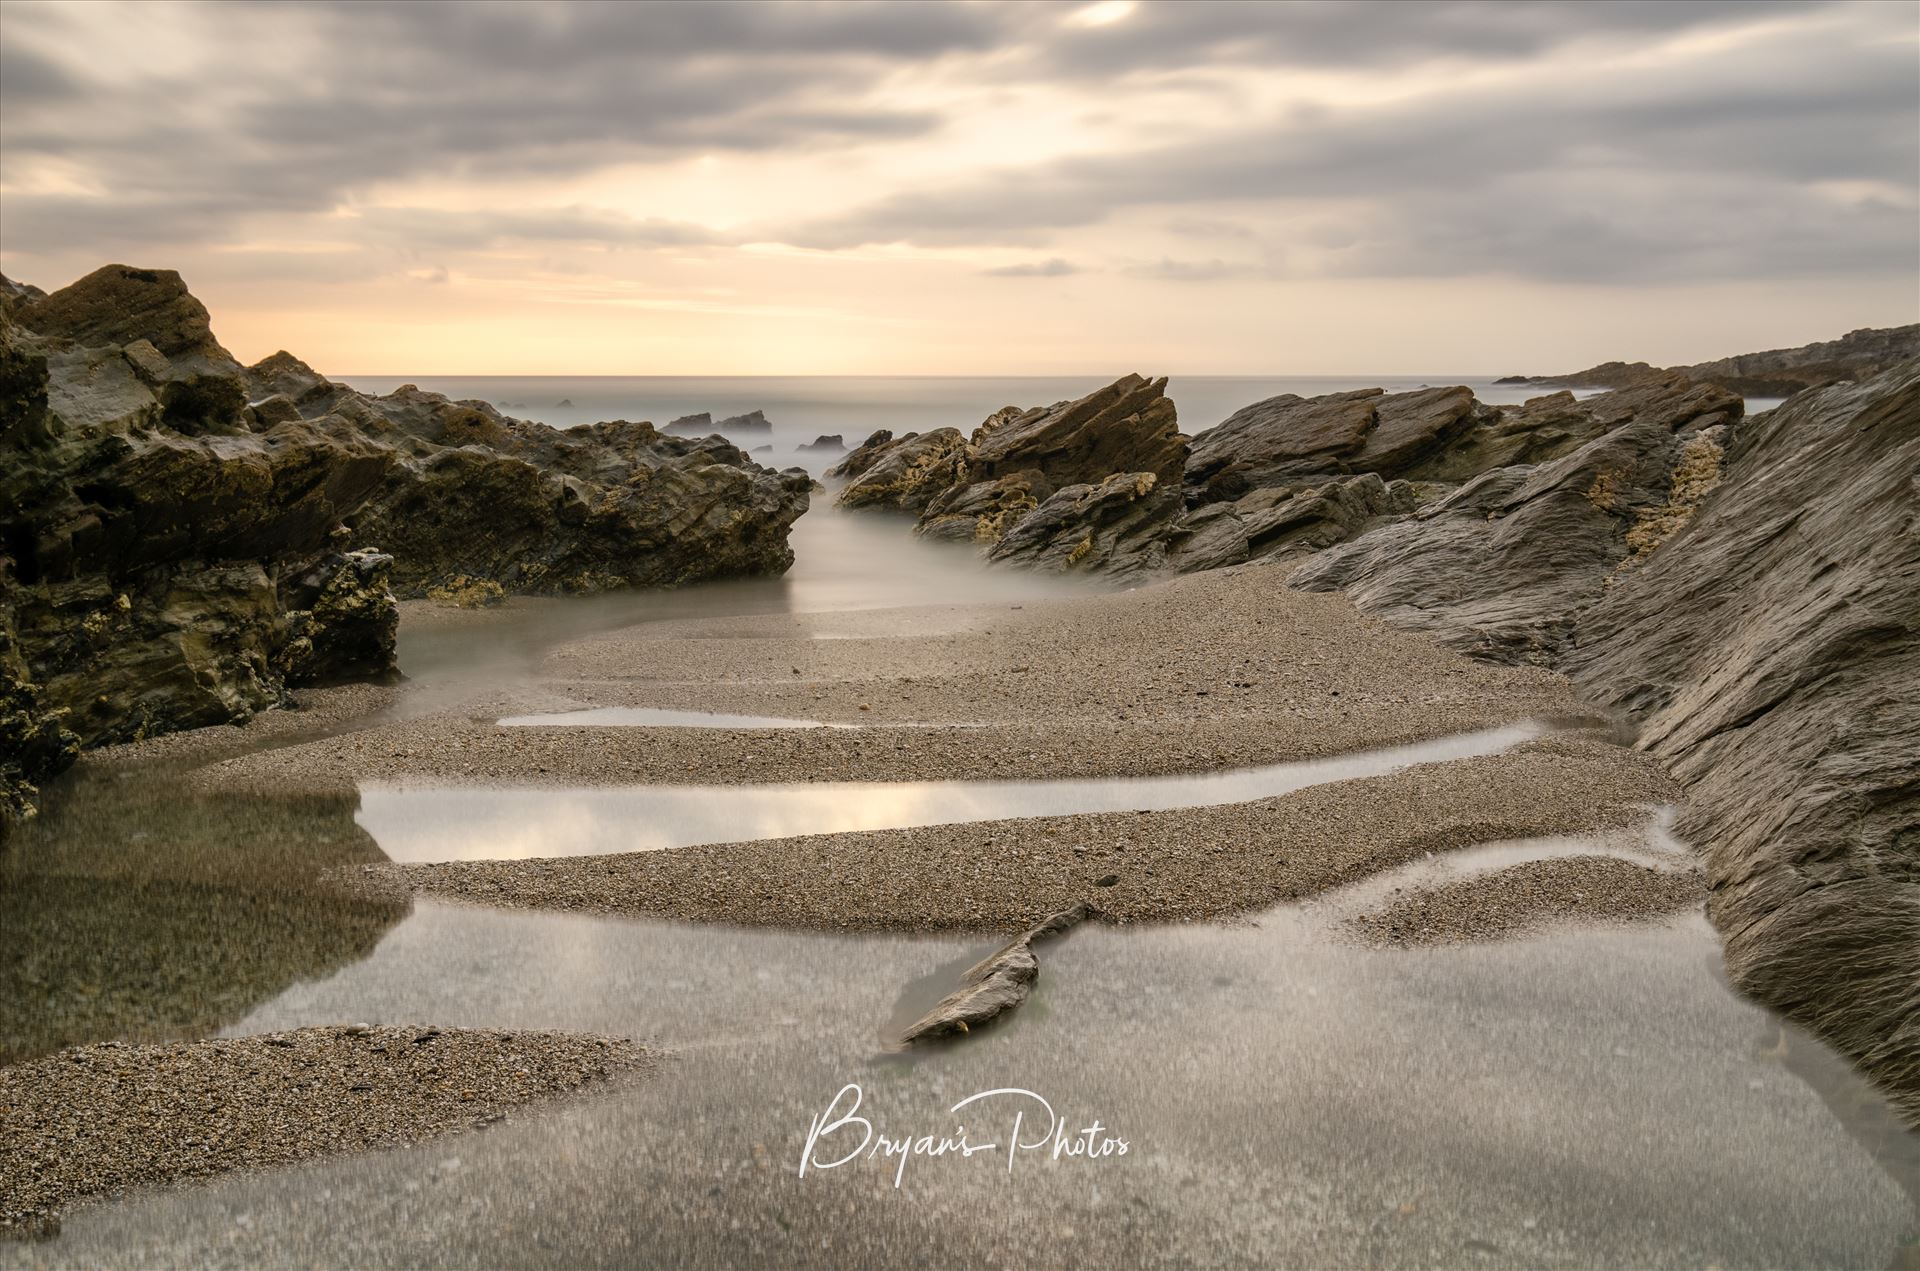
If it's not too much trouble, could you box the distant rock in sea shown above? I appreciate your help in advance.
[797,434,845,452]
[1505,325,1919,397]
[665,409,772,437]
[555,398,574,408]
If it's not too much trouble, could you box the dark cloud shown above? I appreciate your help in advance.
[0,0,1912,289]
[1012,0,1842,76]
[782,12,1920,281]
[982,258,1080,277]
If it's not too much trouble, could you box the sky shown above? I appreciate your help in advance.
[1,0,1915,375]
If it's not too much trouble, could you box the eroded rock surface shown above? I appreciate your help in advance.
[0,265,808,822]
[1519,324,1920,397]
[1564,364,1920,1123]
[1288,378,1741,662]
[897,904,1093,1046]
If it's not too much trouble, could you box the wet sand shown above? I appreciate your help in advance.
[392,737,1676,931]
[1348,854,1705,946]
[186,564,1604,792]
[0,1027,655,1238]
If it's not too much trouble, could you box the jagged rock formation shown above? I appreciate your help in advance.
[1166,474,1416,575]
[1186,385,1486,501]
[835,375,1193,560]
[1289,377,1743,662]
[835,427,969,512]
[1563,365,1920,1124]
[798,434,845,452]
[0,265,808,827]
[825,429,895,481]
[1514,324,1919,398]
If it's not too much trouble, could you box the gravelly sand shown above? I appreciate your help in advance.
[0,1026,655,1238]
[1348,855,1705,946]
[392,736,1678,931]
[189,565,1603,793]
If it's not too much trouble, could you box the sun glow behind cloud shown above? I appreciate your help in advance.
[0,0,1913,374]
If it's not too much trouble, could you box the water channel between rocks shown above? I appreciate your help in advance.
[6,502,1914,1268]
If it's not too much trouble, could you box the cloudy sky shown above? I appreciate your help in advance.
[1,0,1914,374]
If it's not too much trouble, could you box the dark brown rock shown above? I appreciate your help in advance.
[835,427,968,512]
[966,374,1186,488]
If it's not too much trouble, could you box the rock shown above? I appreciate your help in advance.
[1517,324,1920,398]
[0,273,48,315]
[1166,473,1414,574]
[835,428,968,512]
[1288,376,1740,663]
[797,434,845,452]
[555,398,573,408]
[715,409,771,434]
[274,550,399,685]
[824,429,896,480]
[1185,385,1485,502]
[245,351,339,412]
[986,472,1182,580]
[843,375,1189,570]
[13,265,248,434]
[967,375,1185,489]
[1563,363,1920,1124]
[917,471,1053,544]
[665,412,712,435]
[346,401,810,595]
[897,904,1093,1045]
[749,444,772,454]
[0,581,80,842]
[0,265,812,811]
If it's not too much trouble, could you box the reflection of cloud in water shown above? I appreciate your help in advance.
[358,722,1542,863]
[497,707,833,729]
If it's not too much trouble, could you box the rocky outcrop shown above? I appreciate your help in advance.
[665,409,771,437]
[0,266,809,820]
[1166,474,1415,575]
[836,376,1192,567]
[835,427,969,513]
[897,904,1092,1046]
[1517,325,1919,398]
[825,429,894,481]
[1287,377,1742,662]
[987,472,1182,580]
[798,434,845,452]
[1562,364,1920,1123]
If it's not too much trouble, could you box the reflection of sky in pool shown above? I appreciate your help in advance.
[358,722,1543,862]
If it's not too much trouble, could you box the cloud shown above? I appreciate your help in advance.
[780,5,1920,281]
[0,0,1912,293]
[982,257,1080,277]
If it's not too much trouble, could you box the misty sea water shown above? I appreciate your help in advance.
[339,374,1695,472]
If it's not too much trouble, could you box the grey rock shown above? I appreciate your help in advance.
[986,472,1182,581]
[1517,324,1920,398]
[1167,473,1414,574]
[897,904,1093,1045]
[797,434,845,452]
[1289,377,1741,663]
[1564,363,1920,1124]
